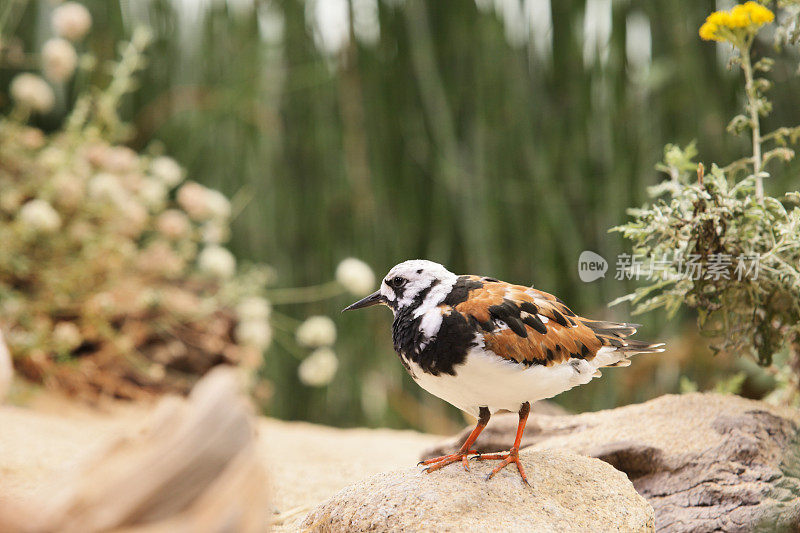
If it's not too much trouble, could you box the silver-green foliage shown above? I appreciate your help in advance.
[612,145,800,367]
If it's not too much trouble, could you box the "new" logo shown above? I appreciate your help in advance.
[578,251,608,282]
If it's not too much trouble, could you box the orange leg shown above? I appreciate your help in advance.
[475,401,530,485]
[420,407,490,473]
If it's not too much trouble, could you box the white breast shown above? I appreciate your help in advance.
[407,345,614,418]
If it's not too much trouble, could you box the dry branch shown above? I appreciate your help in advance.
[0,329,11,403]
[0,367,270,533]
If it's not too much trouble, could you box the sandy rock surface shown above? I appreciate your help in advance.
[425,393,800,533]
[256,417,440,530]
[302,448,654,533]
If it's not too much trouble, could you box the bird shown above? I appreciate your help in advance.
[343,259,664,485]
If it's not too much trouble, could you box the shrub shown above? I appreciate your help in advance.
[612,2,800,405]
[0,13,373,399]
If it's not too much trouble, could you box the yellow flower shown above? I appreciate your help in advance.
[729,5,751,28]
[707,11,732,27]
[699,2,775,42]
[744,1,774,25]
[699,22,722,41]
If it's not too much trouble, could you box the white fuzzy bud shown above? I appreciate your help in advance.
[150,156,184,187]
[235,320,272,350]
[10,74,55,114]
[18,199,61,233]
[197,245,236,278]
[336,257,376,296]
[205,189,231,220]
[296,315,337,348]
[52,2,92,42]
[88,172,127,204]
[236,297,272,322]
[200,221,229,244]
[298,348,338,387]
[42,38,77,82]
[177,182,210,221]
[53,322,82,351]
[176,182,231,221]
[137,178,168,211]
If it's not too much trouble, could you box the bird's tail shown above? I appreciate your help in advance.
[582,320,665,370]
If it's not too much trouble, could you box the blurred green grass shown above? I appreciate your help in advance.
[7,0,799,430]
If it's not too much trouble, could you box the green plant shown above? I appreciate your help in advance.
[612,1,800,405]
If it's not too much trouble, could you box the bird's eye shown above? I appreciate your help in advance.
[390,276,406,288]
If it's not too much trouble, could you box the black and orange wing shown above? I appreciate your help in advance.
[446,277,618,366]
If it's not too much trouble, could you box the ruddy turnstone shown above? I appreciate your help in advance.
[343,259,664,485]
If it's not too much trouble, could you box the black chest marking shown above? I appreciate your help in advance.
[391,305,423,373]
[392,277,479,377]
[391,280,436,371]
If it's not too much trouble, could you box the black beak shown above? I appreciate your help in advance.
[342,290,386,312]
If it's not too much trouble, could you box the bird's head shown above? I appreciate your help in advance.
[343,259,457,314]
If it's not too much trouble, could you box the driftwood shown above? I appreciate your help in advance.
[423,393,800,533]
[0,329,11,403]
[0,367,270,533]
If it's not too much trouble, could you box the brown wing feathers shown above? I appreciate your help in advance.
[446,277,658,367]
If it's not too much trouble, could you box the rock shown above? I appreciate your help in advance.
[530,399,570,416]
[422,393,800,533]
[302,448,654,532]
[261,419,439,531]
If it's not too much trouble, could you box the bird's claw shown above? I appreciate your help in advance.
[421,449,529,486]
[476,449,529,486]
[419,450,480,473]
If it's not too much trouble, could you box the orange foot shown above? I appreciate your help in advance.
[418,450,481,473]
[474,449,529,485]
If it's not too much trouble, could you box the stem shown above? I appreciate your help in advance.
[264,280,344,304]
[77,29,150,139]
[268,310,302,330]
[740,38,764,204]
[270,328,307,360]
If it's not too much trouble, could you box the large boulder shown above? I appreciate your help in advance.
[422,393,800,532]
[302,448,654,532]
